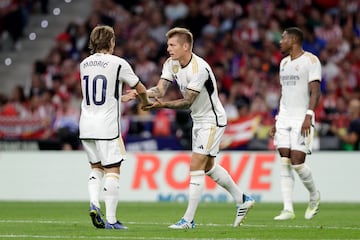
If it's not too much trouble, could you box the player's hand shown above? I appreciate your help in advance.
[301,115,312,137]
[142,97,163,111]
[269,126,276,137]
[121,90,137,102]
[140,97,152,108]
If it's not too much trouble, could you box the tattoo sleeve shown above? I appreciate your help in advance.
[163,89,199,109]
[147,79,171,98]
[147,87,161,98]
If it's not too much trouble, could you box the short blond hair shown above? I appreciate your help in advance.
[89,25,114,54]
[166,27,193,49]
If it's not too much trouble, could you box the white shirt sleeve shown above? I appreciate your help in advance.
[307,54,322,83]
[119,59,140,88]
[160,58,174,81]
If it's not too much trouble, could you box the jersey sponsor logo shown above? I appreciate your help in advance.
[280,74,300,86]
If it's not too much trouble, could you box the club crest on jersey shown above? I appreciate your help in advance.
[172,65,179,74]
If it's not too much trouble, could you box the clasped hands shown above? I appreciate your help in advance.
[122,90,163,111]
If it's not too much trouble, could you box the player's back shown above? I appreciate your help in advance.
[79,53,124,140]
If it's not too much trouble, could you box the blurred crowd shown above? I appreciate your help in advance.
[0,0,360,150]
[0,0,48,51]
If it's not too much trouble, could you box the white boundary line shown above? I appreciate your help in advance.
[0,236,245,240]
[0,234,359,240]
[1,219,360,231]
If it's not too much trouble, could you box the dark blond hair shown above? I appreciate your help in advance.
[89,25,114,54]
[166,27,193,50]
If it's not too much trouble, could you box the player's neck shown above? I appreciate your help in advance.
[97,50,112,54]
[179,53,192,68]
[290,48,304,60]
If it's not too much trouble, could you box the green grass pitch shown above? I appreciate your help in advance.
[0,201,359,239]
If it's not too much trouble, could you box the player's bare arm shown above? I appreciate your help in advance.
[147,79,172,98]
[143,88,199,111]
[122,82,152,104]
[301,80,321,136]
[308,80,321,111]
[135,81,151,106]
[163,88,198,109]
[121,92,137,102]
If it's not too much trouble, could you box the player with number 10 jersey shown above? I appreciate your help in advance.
[79,54,139,140]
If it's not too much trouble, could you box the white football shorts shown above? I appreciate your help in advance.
[274,116,314,154]
[192,123,226,156]
[82,137,126,167]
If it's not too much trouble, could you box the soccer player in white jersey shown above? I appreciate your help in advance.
[270,27,321,220]
[79,25,150,230]
[142,27,255,229]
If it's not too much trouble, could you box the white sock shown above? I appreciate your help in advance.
[88,168,104,208]
[183,170,205,222]
[206,164,243,203]
[280,157,294,212]
[103,173,120,224]
[293,163,317,198]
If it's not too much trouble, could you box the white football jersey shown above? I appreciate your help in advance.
[278,51,321,119]
[161,54,227,126]
[79,53,139,139]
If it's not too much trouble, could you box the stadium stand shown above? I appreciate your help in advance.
[1,0,359,151]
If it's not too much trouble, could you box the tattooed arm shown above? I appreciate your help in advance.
[143,88,199,111]
[162,88,199,109]
[122,78,171,101]
[147,79,172,98]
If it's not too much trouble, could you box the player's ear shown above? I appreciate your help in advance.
[290,35,298,44]
[183,42,190,51]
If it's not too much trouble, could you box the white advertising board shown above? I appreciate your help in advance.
[0,151,358,202]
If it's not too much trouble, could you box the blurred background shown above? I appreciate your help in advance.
[0,0,359,152]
